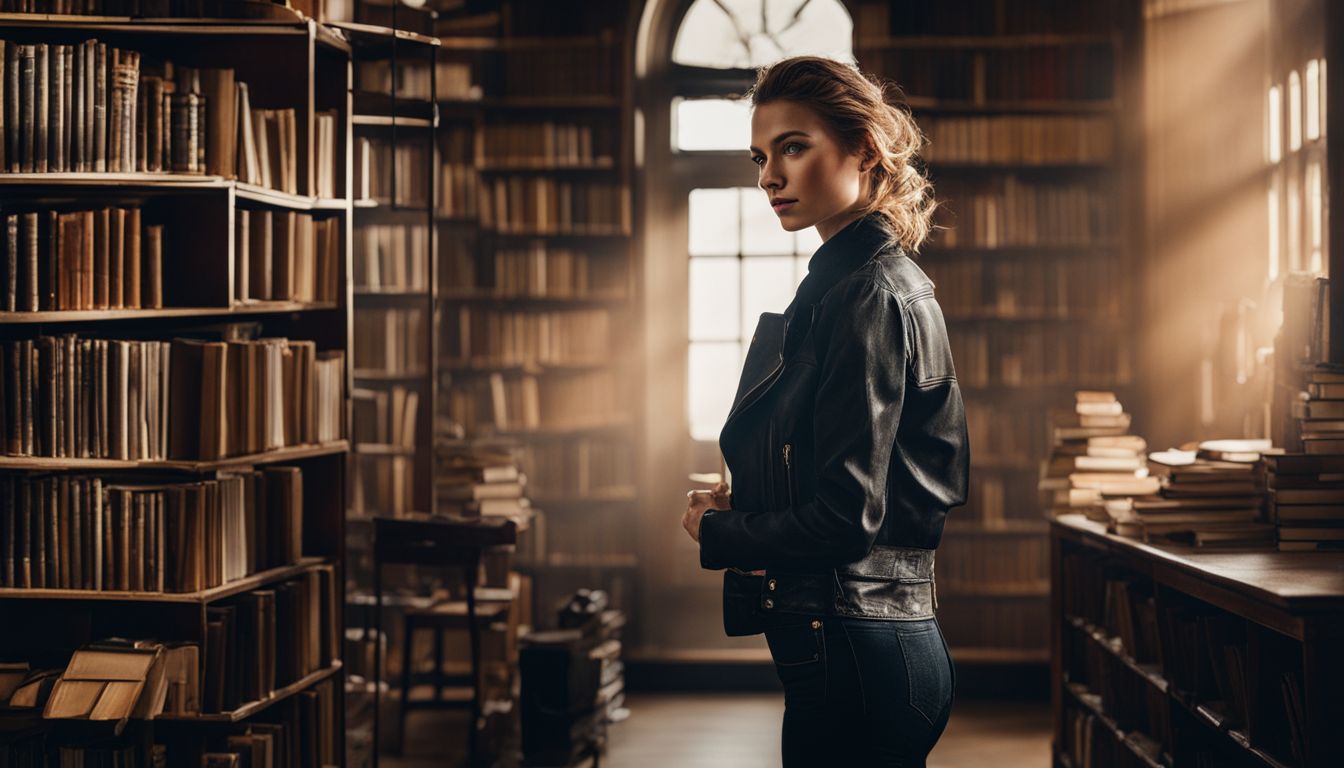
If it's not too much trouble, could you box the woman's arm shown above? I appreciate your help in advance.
[698,274,906,571]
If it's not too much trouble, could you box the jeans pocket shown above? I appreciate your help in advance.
[896,622,953,726]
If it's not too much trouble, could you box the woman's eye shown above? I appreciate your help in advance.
[751,156,765,166]
[783,142,804,155]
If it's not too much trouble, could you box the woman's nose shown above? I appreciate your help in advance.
[759,159,784,191]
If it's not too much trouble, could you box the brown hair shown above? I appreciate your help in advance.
[748,56,936,252]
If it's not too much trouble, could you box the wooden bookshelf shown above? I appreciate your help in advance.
[432,0,641,643]
[0,15,350,766]
[1051,514,1344,767]
[852,1,1139,668]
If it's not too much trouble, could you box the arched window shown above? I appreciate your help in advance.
[665,0,853,440]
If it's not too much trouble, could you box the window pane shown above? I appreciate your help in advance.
[1308,160,1323,272]
[689,341,743,440]
[741,256,797,335]
[675,97,753,152]
[1306,60,1321,141]
[689,188,741,256]
[1289,70,1302,152]
[689,257,741,341]
[672,0,854,70]
[1268,85,1282,163]
[1268,180,1280,282]
[741,187,796,255]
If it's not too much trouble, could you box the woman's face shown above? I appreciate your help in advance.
[750,99,869,242]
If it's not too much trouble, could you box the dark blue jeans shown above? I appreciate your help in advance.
[765,615,956,767]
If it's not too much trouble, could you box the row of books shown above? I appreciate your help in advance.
[478,178,631,235]
[2,207,165,312]
[441,241,629,300]
[517,438,635,500]
[352,385,418,449]
[234,210,341,304]
[496,44,619,100]
[170,337,344,459]
[354,223,429,291]
[937,598,1048,650]
[0,40,333,198]
[436,59,479,102]
[207,569,338,711]
[936,178,1116,248]
[0,466,303,592]
[442,306,611,367]
[1061,550,1307,764]
[964,401,1049,465]
[0,0,326,16]
[442,371,626,436]
[355,59,433,102]
[1,337,169,460]
[855,46,1115,103]
[351,307,426,375]
[354,137,428,207]
[930,531,1047,591]
[951,327,1133,388]
[922,116,1115,165]
[439,160,481,219]
[922,256,1124,319]
[479,121,616,168]
[350,453,415,519]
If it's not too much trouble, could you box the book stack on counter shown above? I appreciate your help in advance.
[1263,452,1344,551]
[1108,440,1273,547]
[1040,391,1150,521]
[436,442,534,531]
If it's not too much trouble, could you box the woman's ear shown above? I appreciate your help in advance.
[858,134,880,173]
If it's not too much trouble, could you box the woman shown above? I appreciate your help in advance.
[681,56,970,766]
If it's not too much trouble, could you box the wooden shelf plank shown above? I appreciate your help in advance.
[0,557,330,604]
[234,182,348,211]
[0,172,225,188]
[155,661,342,723]
[0,441,348,472]
[0,301,338,324]
[329,21,441,48]
[353,114,435,128]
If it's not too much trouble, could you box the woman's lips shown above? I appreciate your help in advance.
[772,199,797,214]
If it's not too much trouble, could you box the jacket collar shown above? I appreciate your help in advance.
[787,214,898,317]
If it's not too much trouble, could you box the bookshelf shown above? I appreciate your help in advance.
[341,8,438,523]
[852,0,1139,667]
[433,2,640,640]
[1051,514,1344,767]
[0,13,350,767]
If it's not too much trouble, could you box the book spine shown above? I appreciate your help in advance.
[34,44,46,173]
[50,43,63,173]
[20,45,34,173]
[4,214,14,311]
[143,224,160,309]
[94,42,105,173]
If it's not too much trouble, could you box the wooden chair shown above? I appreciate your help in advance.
[372,516,518,767]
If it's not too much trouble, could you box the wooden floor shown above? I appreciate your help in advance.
[386,693,1051,767]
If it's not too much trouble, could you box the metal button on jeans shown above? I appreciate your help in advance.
[768,579,777,591]
[764,599,774,609]
[810,620,822,630]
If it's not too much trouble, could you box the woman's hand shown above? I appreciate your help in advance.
[683,482,731,543]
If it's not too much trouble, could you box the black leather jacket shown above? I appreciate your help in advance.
[699,215,969,633]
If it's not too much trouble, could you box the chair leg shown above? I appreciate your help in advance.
[432,625,444,702]
[399,616,414,757]
[467,579,481,765]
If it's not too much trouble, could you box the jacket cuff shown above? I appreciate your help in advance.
[698,509,730,570]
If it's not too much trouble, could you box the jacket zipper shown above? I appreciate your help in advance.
[783,443,798,508]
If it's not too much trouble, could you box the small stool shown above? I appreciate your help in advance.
[398,592,512,755]
[373,516,517,767]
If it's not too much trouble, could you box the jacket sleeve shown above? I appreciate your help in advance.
[699,275,905,571]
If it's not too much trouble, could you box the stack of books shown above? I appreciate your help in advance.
[1264,452,1344,551]
[1290,368,1344,453]
[1108,441,1272,547]
[1040,391,1151,520]
[436,442,534,531]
